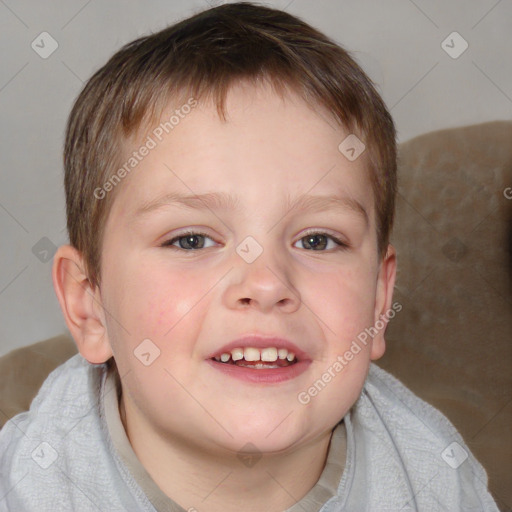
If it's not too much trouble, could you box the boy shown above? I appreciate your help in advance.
[0,2,499,511]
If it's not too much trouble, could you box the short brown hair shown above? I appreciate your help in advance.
[64,1,396,289]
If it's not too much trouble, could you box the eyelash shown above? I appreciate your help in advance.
[161,230,214,250]
[160,230,348,252]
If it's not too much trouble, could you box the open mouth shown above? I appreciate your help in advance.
[207,344,309,383]
[211,347,298,369]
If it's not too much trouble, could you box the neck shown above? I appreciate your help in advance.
[120,395,336,512]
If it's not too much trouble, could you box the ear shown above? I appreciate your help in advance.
[370,244,397,361]
[52,244,113,364]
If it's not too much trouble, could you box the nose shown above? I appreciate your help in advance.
[223,251,301,314]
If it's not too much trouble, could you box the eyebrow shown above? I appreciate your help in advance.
[133,191,368,224]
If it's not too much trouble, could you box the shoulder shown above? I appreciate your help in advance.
[0,354,107,509]
[364,363,460,437]
[0,352,102,460]
[0,353,102,436]
[339,364,499,511]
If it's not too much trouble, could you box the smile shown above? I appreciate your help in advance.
[206,358,311,385]
[212,346,297,367]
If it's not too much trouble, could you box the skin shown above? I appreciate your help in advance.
[53,81,396,512]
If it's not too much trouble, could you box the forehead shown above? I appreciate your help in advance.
[108,82,374,225]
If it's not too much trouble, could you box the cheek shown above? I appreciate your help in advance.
[309,265,377,341]
[102,255,209,369]
[302,266,377,418]
[117,258,206,336]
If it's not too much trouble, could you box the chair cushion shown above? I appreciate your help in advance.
[379,120,512,510]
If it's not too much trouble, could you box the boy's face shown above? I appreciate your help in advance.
[96,82,395,455]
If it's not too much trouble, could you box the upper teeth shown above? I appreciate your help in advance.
[214,347,296,363]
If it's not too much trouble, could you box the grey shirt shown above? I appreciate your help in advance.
[103,363,348,511]
[0,354,499,511]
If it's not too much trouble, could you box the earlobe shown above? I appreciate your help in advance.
[370,244,397,361]
[52,245,113,364]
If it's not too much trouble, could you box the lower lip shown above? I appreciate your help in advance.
[206,359,311,384]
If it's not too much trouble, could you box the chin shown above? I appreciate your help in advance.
[214,414,305,455]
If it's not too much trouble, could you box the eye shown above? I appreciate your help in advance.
[161,231,217,250]
[161,230,347,251]
[294,231,347,251]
